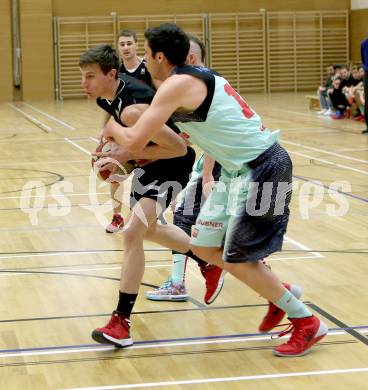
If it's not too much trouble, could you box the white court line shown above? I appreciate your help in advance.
[90,137,99,143]
[282,140,368,164]
[0,248,167,260]
[63,367,368,390]
[288,150,368,175]
[268,255,322,262]
[0,253,320,262]
[0,251,106,260]
[8,103,52,132]
[0,254,324,275]
[64,137,92,155]
[0,264,170,276]
[284,236,323,258]
[338,147,368,152]
[1,328,366,360]
[0,191,109,201]
[271,107,316,118]
[0,137,90,145]
[0,236,318,261]
[0,159,88,168]
[22,103,76,131]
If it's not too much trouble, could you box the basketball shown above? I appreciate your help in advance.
[91,142,136,181]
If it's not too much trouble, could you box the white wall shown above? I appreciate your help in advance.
[351,0,368,9]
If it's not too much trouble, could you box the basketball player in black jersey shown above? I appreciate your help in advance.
[80,44,195,347]
[105,30,152,233]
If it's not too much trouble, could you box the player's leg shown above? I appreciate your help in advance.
[145,206,190,302]
[92,197,162,347]
[146,162,202,302]
[195,245,326,357]
[146,177,230,303]
[363,71,368,133]
[106,181,125,233]
[193,144,327,356]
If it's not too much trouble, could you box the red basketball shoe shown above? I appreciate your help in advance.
[92,311,133,347]
[106,214,124,233]
[273,315,328,357]
[259,283,302,333]
[199,264,225,304]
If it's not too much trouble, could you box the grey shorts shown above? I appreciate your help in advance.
[190,143,292,262]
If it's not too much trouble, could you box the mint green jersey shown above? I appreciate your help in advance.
[173,72,279,173]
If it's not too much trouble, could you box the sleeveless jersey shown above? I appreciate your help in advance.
[119,59,152,86]
[97,74,179,135]
[171,65,279,172]
[96,74,155,126]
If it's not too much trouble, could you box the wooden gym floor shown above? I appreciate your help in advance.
[0,93,367,389]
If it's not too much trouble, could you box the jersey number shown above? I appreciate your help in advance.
[224,83,254,119]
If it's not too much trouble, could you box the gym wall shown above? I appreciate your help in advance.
[52,0,350,16]
[20,0,54,101]
[350,9,368,63]
[2,0,367,101]
[0,0,13,101]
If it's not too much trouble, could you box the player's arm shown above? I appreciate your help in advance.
[202,154,216,197]
[102,94,182,154]
[102,112,111,125]
[102,75,206,153]
[119,103,187,159]
[98,112,112,141]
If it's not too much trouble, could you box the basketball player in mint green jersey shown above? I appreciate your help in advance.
[146,34,225,304]
[99,23,328,357]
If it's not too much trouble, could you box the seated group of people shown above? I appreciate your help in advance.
[316,63,365,123]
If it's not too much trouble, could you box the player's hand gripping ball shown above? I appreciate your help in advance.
[91,142,136,182]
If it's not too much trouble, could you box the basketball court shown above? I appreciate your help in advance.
[0,91,367,388]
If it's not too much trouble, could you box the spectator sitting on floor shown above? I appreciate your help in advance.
[328,66,355,119]
[343,65,364,118]
[317,64,336,116]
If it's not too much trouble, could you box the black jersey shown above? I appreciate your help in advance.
[97,74,155,126]
[119,59,152,86]
[97,74,180,136]
[96,70,195,214]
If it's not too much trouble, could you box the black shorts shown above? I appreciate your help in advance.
[174,160,222,230]
[130,147,196,213]
[224,143,293,262]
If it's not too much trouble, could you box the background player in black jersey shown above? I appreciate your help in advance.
[117,29,152,85]
[80,44,196,347]
[104,30,153,233]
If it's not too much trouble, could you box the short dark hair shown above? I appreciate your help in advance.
[118,29,137,42]
[187,33,206,62]
[79,45,119,77]
[144,23,189,66]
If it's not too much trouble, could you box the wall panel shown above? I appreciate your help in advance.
[52,0,350,17]
[118,14,204,58]
[350,9,368,63]
[267,11,348,92]
[20,0,54,100]
[0,0,13,101]
[209,13,266,93]
[56,16,116,98]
